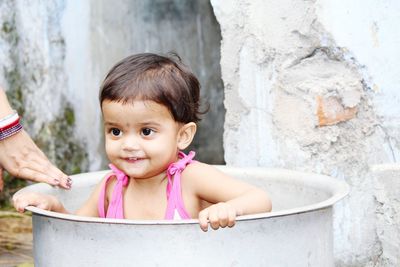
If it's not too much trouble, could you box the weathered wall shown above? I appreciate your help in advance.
[0,0,88,175]
[372,164,400,266]
[210,0,400,266]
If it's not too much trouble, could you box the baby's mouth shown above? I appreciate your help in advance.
[123,157,143,163]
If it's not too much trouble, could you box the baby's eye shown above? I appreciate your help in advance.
[141,128,154,137]
[110,128,122,137]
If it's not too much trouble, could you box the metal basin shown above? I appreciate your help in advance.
[16,166,349,267]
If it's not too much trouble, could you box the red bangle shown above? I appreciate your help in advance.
[0,117,20,131]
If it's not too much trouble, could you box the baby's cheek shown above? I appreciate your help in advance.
[105,141,118,159]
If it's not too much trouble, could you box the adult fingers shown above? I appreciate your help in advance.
[45,163,71,189]
[27,151,72,189]
[24,152,60,180]
[26,150,72,189]
[4,153,55,184]
[16,159,71,189]
[17,166,60,186]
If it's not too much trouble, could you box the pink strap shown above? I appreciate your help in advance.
[98,164,129,218]
[164,151,195,220]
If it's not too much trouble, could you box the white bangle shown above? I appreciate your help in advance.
[0,110,18,128]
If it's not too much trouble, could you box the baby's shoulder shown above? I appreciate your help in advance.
[183,160,209,173]
[181,161,225,181]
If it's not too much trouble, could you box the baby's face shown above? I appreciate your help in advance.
[102,100,182,179]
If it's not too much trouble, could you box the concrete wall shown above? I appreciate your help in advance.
[372,164,400,266]
[210,0,400,266]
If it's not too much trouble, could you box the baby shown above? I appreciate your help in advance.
[14,53,272,231]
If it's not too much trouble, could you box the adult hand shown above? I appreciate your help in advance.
[0,129,71,190]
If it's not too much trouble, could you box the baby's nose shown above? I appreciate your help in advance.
[122,136,141,151]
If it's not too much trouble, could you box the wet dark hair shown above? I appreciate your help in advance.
[99,53,205,123]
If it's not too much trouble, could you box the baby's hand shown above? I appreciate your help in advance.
[198,202,237,232]
[13,192,59,213]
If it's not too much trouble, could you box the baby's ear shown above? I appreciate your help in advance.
[177,122,197,150]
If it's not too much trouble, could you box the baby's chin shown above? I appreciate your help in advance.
[125,168,169,181]
[112,159,170,179]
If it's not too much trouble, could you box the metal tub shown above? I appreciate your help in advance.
[17,166,348,267]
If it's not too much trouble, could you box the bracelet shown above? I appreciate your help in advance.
[0,110,18,128]
[0,110,23,141]
[0,122,23,140]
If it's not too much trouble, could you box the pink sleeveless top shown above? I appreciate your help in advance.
[97,151,195,220]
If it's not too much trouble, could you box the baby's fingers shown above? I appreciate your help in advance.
[13,195,29,213]
[200,204,221,230]
[198,209,210,232]
[208,209,221,230]
[217,206,229,228]
[227,208,236,228]
[13,192,46,213]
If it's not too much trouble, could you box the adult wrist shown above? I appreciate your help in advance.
[0,110,23,141]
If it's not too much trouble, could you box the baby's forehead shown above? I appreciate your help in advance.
[102,99,168,111]
[102,99,175,122]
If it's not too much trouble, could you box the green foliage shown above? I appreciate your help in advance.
[35,104,88,176]
[1,15,19,46]
[64,105,75,126]
[5,68,25,117]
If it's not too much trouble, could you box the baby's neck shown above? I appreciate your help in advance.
[129,171,168,190]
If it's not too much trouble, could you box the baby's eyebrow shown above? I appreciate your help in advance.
[138,121,162,127]
[104,120,162,128]
[104,121,120,127]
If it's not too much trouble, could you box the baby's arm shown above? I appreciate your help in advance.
[13,174,110,217]
[13,192,68,214]
[183,163,272,231]
[74,177,106,217]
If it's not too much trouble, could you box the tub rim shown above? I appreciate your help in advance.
[21,166,349,225]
